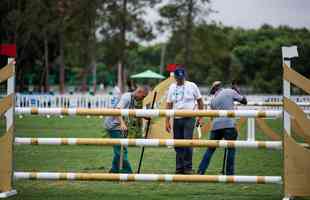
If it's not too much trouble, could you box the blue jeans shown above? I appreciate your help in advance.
[198,128,238,175]
[173,117,195,173]
[107,130,132,173]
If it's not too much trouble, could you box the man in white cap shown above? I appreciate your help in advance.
[197,81,247,175]
[166,67,204,174]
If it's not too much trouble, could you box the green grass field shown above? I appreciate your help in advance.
[4,116,303,200]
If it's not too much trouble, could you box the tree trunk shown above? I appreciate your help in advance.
[185,0,193,68]
[44,36,49,92]
[117,61,123,92]
[81,67,88,93]
[59,30,65,94]
[80,42,89,93]
[39,65,46,92]
[92,61,97,94]
[160,43,166,74]
[90,29,96,94]
[118,0,127,93]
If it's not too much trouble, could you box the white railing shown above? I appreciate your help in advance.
[16,93,310,109]
[16,93,113,108]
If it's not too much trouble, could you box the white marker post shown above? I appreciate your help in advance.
[282,46,298,136]
[281,46,298,200]
[247,118,255,141]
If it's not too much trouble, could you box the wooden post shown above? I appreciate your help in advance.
[282,46,297,200]
[282,46,310,200]
[0,58,17,198]
[282,47,295,136]
[282,46,293,200]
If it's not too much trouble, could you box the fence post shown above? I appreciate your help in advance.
[247,118,255,141]
[282,46,298,200]
[282,46,298,135]
[0,58,17,198]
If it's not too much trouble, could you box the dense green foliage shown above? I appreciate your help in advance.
[165,24,310,93]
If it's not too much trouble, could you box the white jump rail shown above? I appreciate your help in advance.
[13,172,282,184]
[14,138,282,149]
[15,107,282,118]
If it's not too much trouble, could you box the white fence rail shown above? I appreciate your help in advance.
[16,94,113,108]
[15,93,310,109]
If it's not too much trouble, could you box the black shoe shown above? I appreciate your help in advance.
[183,170,194,175]
[197,170,204,175]
[175,170,183,174]
[109,169,119,173]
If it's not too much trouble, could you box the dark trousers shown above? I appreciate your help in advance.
[107,130,132,173]
[173,117,195,173]
[198,128,238,175]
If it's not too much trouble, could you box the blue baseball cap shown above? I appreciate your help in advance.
[174,67,186,80]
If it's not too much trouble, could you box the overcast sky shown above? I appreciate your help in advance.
[144,0,310,45]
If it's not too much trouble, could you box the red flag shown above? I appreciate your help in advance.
[166,63,182,72]
[0,44,16,57]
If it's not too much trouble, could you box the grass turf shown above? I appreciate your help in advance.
[3,116,299,199]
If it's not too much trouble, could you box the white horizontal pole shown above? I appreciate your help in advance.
[14,172,282,184]
[14,138,282,149]
[204,101,310,107]
[15,107,282,118]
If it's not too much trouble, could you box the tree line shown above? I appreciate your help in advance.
[1,0,309,94]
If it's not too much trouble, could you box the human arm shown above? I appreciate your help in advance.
[116,94,130,132]
[165,85,174,133]
[196,98,204,125]
[165,102,173,133]
[232,88,247,105]
[118,116,128,131]
[194,83,204,125]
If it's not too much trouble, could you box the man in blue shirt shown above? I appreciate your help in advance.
[197,81,247,175]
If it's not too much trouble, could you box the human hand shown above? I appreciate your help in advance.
[120,122,128,132]
[165,118,171,133]
[197,117,204,126]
